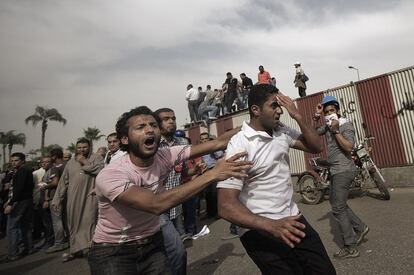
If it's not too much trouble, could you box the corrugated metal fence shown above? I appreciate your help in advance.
[185,66,414,172]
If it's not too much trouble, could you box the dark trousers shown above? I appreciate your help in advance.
[224,91,237,114]
[240,216,336,275]
[298,87,307,97]
[205,184,217,218]
[88,231,172,275]
[40,206,55,246]
[183,196,197,235]
[6,199,34,257]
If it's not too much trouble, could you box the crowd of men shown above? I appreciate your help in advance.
[185,63,308,125]
[0,74,370,275]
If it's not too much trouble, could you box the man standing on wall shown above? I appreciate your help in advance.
[294,62,308,97]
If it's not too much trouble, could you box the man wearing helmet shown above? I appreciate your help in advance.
[313,96,369,259]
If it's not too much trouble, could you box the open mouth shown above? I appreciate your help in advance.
[144,137,155,147]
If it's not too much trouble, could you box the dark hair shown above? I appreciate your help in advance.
[50,148,63,158]
[11,152,25,162]
[248,84,279,117]
[76,137,91,146]
[106,132,117,140]
[207,85,211,89]
[116,106,157,151]
[240,73,246,77]
[226,72,232,76]
[259,65,264,69]
[200,132,209,137]
[154,108,174,120]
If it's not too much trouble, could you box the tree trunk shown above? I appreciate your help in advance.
[41,120,47,156]
[8,144,12,160]
[2,145,6,167]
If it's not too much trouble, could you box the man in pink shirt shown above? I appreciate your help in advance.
[258,65,272,84]
[88,106,252,275]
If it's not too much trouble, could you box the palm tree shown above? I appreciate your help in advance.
[83,127,105,153]
[0,131,8,166]
[44,144,63,154]
[6,131,26,158]
[66,143,76,154]
[25,106,67,156]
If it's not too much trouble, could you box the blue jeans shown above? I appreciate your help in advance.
[88,231,171,275]
[40,206,54,246]
[160,213,186,275]
[330,171,365,247]
[198,105,218,122]
[182,197,197,235]
[51,207,66,245]
[6,199,34,257]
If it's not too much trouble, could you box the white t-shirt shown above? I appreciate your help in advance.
[217,121,301,235]
[185,87,200,101]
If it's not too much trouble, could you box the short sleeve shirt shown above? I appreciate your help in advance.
[93,145,191,243]
[318,118,356,175]
[217,121,300,235]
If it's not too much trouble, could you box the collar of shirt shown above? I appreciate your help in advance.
[160,136,179,147]
[241,121,274,140]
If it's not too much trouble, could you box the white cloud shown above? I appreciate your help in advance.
[0,0,413,154]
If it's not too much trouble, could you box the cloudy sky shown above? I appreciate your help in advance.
[1,0,413,155]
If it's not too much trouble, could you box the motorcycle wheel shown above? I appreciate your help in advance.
[298,174,324,205]
[369,166,391,200]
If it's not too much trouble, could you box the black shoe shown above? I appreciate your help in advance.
[356,226,370,245]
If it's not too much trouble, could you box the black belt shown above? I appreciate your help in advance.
[93,231,162,247]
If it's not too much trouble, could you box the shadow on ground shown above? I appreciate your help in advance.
[187,243,245,275]
[0,255,56,274]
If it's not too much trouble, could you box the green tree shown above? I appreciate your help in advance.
[6,131,26,159]
[44,144,63,154]
[25,106,67,156]
[66,143,76,154]
[83,127,104,153]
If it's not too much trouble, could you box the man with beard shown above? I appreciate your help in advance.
[88,106,252,275]
[154,107,188,275]
[217,84,336,274]
[51,138,104,262]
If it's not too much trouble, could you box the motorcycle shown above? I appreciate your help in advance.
[297,137,391,204]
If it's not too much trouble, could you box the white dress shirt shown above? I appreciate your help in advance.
[217,121,301,235]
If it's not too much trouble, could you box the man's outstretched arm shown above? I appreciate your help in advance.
[189,127,241,159]
[117,153,252,216]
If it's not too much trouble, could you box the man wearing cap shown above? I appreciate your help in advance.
[313,95,369,259]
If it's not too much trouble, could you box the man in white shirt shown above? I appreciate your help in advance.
[217,84,336,274]
[185,84,200,123]
[103,132,126,166]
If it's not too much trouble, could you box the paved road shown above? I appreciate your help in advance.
[1,187,413,275]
